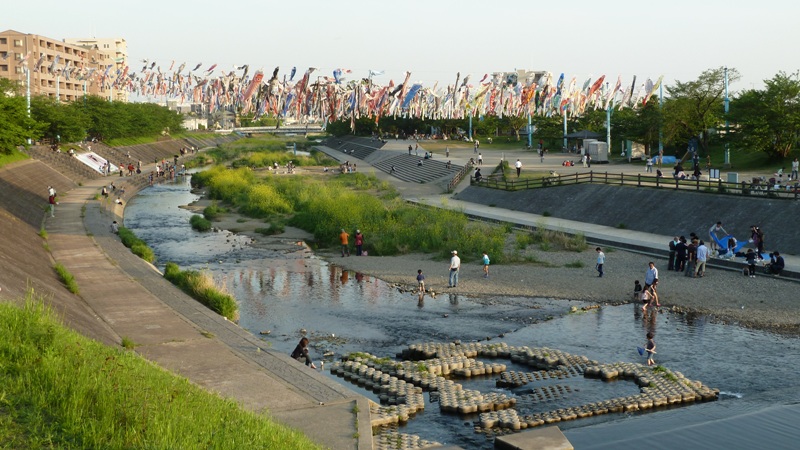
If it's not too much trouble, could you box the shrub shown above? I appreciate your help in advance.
[53,263,79,294]
[117,227,157,263]
[190,215,212,232]
[163,262,238,320]
[203,203,227,220]
[255,223,285,235]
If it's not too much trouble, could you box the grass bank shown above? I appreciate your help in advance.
[0,148,30,168]
[117,226,156,263]
[163,262,238,320]
[0,291,319,449]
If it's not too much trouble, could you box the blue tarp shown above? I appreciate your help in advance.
[660,156,677,165]
[715,234,768,259]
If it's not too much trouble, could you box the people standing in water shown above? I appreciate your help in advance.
[291,337,317,369]
[645,332,657,366]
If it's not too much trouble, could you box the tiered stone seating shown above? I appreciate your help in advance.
[373,154,462,184]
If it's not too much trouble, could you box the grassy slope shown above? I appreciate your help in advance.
[0,292,321,450]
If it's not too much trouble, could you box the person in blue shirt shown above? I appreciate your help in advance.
[482,252,490,278]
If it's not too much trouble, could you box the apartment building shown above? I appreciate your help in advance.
[0,29,125,103]
[64,37,127,102]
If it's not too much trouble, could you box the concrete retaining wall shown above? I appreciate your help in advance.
[455,184,800,255]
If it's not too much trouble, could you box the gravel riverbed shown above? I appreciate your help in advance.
[321,247,800,335]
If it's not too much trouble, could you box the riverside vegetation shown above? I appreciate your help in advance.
[117,226,236,319]
[164,262,238,320]
[0,291,320,449]
[189,137,587,262]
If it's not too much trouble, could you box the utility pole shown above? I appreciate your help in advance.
[724,67,730,167]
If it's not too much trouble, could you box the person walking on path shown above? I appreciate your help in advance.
[645,332,657,366]
[644,261,658,288]
[291,337,317,369]
[595,247,605,277]
[416,270,425,293]
[354,230,364,256]
[47,186,57,217]
[448,250,461,287]
[515,159,522,178]
[708,221,728,254]
[482,252,490,278]
[477,153,483,166]
[408,145,412,155]
[792,157,799,181]
[445,146,450,158]
[339,229,350,257]
[694,241,709,277]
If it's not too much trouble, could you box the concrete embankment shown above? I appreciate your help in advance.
[455,183,800,256]
[0,138,371,450]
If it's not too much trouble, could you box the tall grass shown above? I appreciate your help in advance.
[53,263,79,294]
[117,227,156,263]
[0,291,319,449]
[192,169,508,262]
[163,262,238,320]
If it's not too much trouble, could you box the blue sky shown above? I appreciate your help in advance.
[4,0,797,92]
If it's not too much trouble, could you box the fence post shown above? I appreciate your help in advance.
[590,171,593,183]
[656,175,659,188]
[526,179,530,189]
[620,173,624,186]
[604,172,608,184]
[638,173,641,187]
[796,183,799,200]
[575,172,578,184]
[696,178,700,191]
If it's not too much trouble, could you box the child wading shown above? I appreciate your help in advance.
[645,332,657,366]
[416,270,425,293]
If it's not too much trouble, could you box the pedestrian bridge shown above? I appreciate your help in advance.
[216,125,325,135]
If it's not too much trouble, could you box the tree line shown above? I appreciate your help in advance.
[326,67,800,161]
[0,78,184,154]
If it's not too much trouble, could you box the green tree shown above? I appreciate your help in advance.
[0,79,43,154]
[662,67,740,153]
[726,71,800,160]
[30,96,90,143]
[614,102,662,155]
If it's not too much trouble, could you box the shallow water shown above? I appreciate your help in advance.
[124,178,800,449]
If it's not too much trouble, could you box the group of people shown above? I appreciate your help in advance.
[338,228,365,257]
[664,222,785,278]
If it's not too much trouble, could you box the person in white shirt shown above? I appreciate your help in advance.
[448,250,461,287]
[644,262,658,288]
[792,158,799,180]
[595,247,605,277]
[514,159,522,178]
[708,221,728,253]
[694,241,709,277]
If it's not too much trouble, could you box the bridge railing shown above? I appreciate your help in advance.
[471,171,800,200]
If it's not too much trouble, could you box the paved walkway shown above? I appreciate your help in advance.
[45,166,372,450]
